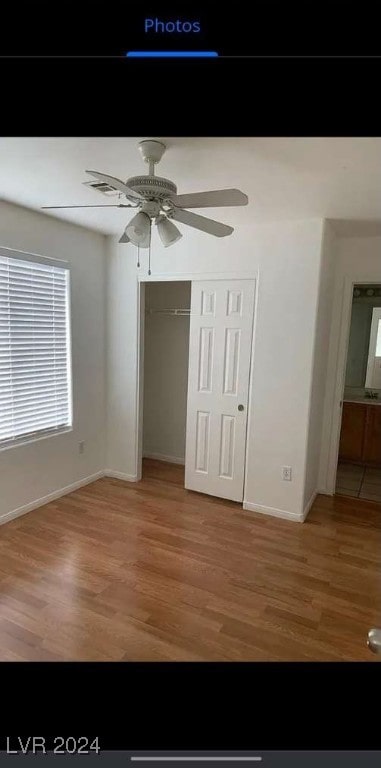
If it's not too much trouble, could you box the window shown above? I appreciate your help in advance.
[0,249,72,447]
[376,319,381,358]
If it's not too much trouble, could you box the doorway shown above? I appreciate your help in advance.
[142,281,191,477]
[335,283,381,502]
[137,276,256,504]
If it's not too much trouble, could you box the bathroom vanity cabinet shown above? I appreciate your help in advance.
[339,401,381,466]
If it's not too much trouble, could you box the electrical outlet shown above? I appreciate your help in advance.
[282,466,292,481]
[79,441,85,455]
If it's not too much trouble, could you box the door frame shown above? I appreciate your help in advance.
[326,277,381,494]
[135,271,258,505]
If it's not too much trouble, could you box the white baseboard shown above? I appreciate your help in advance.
[317,487,334,497]
[143,452,185,466]
[302,490,317,521]
[104,469,138,482]
[0,471,104,527]
[243,500,304,523]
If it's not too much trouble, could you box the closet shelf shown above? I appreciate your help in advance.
[146,308,191,316]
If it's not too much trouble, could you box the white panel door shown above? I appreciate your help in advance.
[185,280,255,502]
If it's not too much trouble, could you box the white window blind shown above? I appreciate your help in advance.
[0,251,72,447]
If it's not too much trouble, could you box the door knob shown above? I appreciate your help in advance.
[238,404,244,412]
[368,627,381,654]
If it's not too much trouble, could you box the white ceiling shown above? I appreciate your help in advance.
[0,137,380,236]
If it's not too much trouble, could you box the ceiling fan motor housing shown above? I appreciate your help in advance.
[126,175,177,202]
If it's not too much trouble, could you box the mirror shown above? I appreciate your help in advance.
[365,307,381,389]
[345,284,381,394]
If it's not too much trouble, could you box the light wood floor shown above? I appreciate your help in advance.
[0,459,380,661]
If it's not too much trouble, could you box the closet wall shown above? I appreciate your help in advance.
[143,281,191,464]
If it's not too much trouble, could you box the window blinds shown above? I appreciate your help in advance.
[0,253,72,446]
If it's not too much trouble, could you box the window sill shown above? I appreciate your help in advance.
[0,426,73,453]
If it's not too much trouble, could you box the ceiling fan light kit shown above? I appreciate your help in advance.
[126,211,151,246]
[42,139,248,272]
[156,216,183,247]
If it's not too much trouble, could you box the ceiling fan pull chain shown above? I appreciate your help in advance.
[136,245,140,268]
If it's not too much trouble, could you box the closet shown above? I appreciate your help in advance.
[140,277,256,502]
[143,281,191,466]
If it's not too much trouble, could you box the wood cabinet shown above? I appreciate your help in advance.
[339,401,381,466]
[364,405,381,464]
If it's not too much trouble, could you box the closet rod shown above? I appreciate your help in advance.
[146,308,191,316]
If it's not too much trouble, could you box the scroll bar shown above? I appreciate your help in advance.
[131,759,262,762]
[126,51,218,58]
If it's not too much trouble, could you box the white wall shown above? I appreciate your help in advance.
[143,282,191,463]
[0,201,106,520]
[106,219,324,520]
[318,235,381,493]
[105,237,140,480]
[303,221,336,509]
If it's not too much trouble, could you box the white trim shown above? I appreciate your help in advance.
[143,452,185,465]
[303,490,318,521]
[0,244,69,269]
[0,471,104,527]
[138,272,257,283]
[135,280,145,481]
[0,426,73,453]
[299,220,326,518]
[104,469,138,482]
[317,487,333,496]
[326,275,354,494]
[66,266,74,430]
[242,273,259,505]
[243,500,304,523]
[136,272,259,497]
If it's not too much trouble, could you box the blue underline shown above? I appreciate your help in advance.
[126,51,218,58]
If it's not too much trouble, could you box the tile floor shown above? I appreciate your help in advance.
[336,461,381,502]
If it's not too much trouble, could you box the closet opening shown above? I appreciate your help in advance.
[140,280,191,485]
[137,276,256,502]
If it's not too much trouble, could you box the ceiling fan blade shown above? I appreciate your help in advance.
[85,170,144,201]
[170,208,233,237]
[119,233,131,244]
[41,204,133,209]
[170,188,248,209]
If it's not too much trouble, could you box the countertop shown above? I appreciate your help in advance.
[344,398,381,406]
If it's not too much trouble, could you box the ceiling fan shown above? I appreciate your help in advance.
[42,140,248,248]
